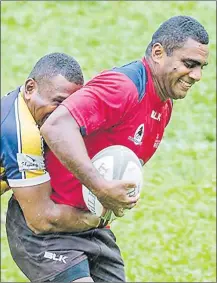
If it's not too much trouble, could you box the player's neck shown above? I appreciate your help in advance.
[146,58,168,102]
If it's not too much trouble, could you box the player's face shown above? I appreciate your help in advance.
[24,74,83,127]
[158,38,209,100]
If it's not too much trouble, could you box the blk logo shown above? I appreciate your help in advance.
[44,251,68,264]
[151,110,161,121]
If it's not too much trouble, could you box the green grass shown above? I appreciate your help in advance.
[1,1,216,282]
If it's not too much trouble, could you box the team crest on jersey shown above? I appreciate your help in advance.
[128,124,144,145]
[17,153,45,171]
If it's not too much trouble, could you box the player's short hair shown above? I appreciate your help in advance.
[28,52,84,85]
[145,16,209,56]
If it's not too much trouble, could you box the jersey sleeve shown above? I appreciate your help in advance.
[61,71,139,136]
[1,92,50,188]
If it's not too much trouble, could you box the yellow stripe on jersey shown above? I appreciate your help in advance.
[0,180,10,195]
[18,92,46,179]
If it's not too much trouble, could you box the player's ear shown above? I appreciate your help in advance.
[24,78,38,100]
[151,43,165,63]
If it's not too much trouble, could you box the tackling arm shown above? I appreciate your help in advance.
[12,181,100,234]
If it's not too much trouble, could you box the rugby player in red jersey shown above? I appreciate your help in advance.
[7,16,209,282]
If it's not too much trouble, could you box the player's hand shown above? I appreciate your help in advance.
[96,179,140,217]
[85,208,112,229]
[83,211,101,228]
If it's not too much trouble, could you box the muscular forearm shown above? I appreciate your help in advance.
[27,202,99,234]
[13,182,100,235]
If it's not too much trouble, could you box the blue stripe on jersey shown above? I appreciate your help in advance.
[112,60,148,101]
[1,88,22,180]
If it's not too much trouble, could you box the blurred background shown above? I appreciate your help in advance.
[1,1,216,282]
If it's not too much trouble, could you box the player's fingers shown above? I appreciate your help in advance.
[119,194,139,208]
[127,194,140,204]
[127,187,138,197]
[121,196,139,209]
[125,202,137,210]
[123,181,137,189]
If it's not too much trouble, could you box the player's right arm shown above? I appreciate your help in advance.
[41,72,140,216]
[1,146,100,234]
[1,90,100,233]
[1,151,101,233]
[11,181,100,234]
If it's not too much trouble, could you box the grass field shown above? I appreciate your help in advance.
[1,1,216,282]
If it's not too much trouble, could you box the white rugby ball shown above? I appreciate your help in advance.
[82,145,143,223]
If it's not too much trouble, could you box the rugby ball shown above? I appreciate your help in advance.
[82,145,143,224]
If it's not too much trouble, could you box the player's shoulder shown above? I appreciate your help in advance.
[111,60,148,102]
[1,88,49,188]
[85,60,148,103]
[1,86,42,159]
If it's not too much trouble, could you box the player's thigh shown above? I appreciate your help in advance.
[91,261,125,282]
[90,228,126,282]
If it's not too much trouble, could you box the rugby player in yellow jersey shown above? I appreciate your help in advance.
[1,52,102,282]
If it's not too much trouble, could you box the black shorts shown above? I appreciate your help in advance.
[6,197,125,282]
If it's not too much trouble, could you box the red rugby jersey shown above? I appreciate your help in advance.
[46,58,173,208]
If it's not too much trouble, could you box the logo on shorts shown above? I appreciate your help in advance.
[17,153,45,172]
[128,124,144,145]
[44,251,68,264]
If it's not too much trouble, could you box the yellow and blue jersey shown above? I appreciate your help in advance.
[1,87,50,193]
